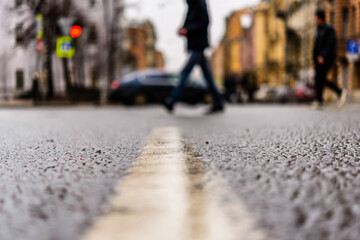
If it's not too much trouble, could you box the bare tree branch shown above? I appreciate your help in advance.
[26,0,46,14]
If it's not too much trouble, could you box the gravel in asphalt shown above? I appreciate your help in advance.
[0,105,359,240]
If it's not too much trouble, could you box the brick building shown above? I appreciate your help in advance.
[212,2,286,90]
[284,0,360,100]
[212,0,360,99]
[211,8,255,89]
[223,10,245,78]
[156,51,165,70]
[254,1,286,86]
[127,27,147,70]
[333,0,360,98]
[211,40,225,87]
[125,21,165,72]
[285,0,317,84]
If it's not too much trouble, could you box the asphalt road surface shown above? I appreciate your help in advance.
[0,105,359,240]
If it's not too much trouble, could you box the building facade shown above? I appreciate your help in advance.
[156,50,165,70]
[0,0,126,100]
[124,20,165,72]
[0,0,37,100]
[211,0,360,101]
[223,10,244,78]
[285,0,318,84]
[285,0,360,100]
[143,20,158,69]
[333,0,360,99]
[254,1,286,86]
[212,8,255,89]
[212,2,286,90]
[211,40,225,87]
[127,26,147,70]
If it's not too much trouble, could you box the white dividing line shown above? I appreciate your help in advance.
[82,127,267,240]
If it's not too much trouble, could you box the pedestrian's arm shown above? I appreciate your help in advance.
[178,28,187,36]
[185,5,209,35]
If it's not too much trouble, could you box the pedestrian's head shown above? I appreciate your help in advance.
[315,10,326,26]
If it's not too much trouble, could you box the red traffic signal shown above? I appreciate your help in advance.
[70,26,82,38]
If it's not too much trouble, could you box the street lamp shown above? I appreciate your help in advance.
[240,14,253,30]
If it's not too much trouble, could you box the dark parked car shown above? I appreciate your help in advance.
[109,69,212,105]
[294,82,316,102]
[275,86,296,103]
[254,85,277,103]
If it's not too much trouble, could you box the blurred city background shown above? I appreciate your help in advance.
[0,0,359,106]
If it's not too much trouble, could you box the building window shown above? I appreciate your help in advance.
[88,25,98,44]
[15,23,24,45]
[15,0,23,8]
[89,0,96,8]
[90,68,99,88]
[131,35,138,46]
[352,6,356,37]
[359,4,360,35]
[330,11,335,26]
[16,70,24,90]
[343,8,349,38]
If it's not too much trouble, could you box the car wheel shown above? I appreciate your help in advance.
[123,99,133,106]
[133,93,147,105]
[203,94,212,104]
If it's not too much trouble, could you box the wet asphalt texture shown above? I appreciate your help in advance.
[0,105,359,240]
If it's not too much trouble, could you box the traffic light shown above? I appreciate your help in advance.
[70,25,82,38]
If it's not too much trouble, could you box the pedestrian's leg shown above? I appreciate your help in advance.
[321,64,341,97]
[323,64,347,107]
[198,52,223,105]
[170,52,200,103]
[324,80,342,97]
[315,65,326,104]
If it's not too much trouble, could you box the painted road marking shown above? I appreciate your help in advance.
[82,127,268,240]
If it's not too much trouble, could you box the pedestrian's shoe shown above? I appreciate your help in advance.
[310,101,323,110]
[163,98,174,114]
[337,89,347,108]
[205,104,224,115]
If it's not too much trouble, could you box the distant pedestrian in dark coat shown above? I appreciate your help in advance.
[312,10,347,109]
[224,74,237,103]
[163,0,224,114]
[32,73,42,106]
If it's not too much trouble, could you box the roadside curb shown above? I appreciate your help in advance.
[0,101,33,108]
[0,101,101,108]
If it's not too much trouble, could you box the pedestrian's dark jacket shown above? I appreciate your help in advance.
[183,0,210,51]
[313,24,337,66]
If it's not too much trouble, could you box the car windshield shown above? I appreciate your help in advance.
[138,74,178,86]
[165,75,204,86]
[121,69,165,83]
[121,72,139,83]
[166,75,179,83]
[121,71,204,86]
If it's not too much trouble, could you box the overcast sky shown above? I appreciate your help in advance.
[125,0,260,72]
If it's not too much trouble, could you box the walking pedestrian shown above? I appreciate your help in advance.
[224,73,238,103]
[163,0,224,114]
[32,73,42,106]
[312,10,347,110]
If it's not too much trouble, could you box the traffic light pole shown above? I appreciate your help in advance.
[35,13,44,102]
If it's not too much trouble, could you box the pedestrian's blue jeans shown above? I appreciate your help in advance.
[170,50,223,105]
